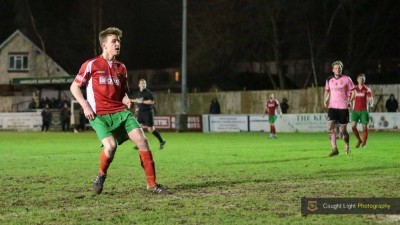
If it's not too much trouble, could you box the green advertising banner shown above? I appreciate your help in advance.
[11,76,75,85]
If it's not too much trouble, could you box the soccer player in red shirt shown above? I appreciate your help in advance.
[70,27,168,194]
[351,74,373,148]
[324,61,355,156]
[263,93,282,138]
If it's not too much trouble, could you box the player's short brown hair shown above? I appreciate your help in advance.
[99,27,122,45]
[331,60,344,68]
[357,73,366,81]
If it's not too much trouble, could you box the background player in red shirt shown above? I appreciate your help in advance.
[263,93,282,138]
[351,74,373,148]
[70,27,168,194]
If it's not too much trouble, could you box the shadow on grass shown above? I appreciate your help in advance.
[175,178,275,190]
[316,165,398,175]
[175,164,398,191]
[221,156,325,165]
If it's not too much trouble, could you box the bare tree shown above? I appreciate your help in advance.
[187,0,238,80]
[92,0,102,56]
[340,0,395,75]
[25,0,50,76]
[187,0,304,90]
[253,0,302,89]
[303,0,343,87]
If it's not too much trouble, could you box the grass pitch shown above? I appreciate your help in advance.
[0,131,399,224]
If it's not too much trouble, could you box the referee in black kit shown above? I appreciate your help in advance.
[132,79,166,149]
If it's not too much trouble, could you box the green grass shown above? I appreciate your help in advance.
[0,131,399,224]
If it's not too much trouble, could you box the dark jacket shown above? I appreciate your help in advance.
[209,99,221,114]
[41,109,52,122]
[386,95,399,112]
[60,107,71,121]
[280,98,289,114]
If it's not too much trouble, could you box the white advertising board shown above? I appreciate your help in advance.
[249,115,269,132]
[203,113,400,133]
[367,113,399,130]
[208,115,248,132]
[276,114,331,132]
[0,112,397,132]
[0,112,42,131]
[240,114,331,132]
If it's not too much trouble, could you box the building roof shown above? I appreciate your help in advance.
[0,29,69,75]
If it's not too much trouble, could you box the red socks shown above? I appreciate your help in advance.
[353,128,368,146]
[352,128,361,142]
[270,125,276,134]
[98,150,157,187]
[362,130,368,145]
[99,151,113,175]
[98,150,157,188]
[139,151,157,187]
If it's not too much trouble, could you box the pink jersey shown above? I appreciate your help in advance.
[74,55,128,115]
[325,75,355,109]
[265,99,279,116]
[353,85,372,111]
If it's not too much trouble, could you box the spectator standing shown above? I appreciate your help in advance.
[209,98,221,114]
[79,107,87,131]
[41,104,52,131]
[28,98,37,110]
[280,98,289,114]
[385,94,398,112]
[60,103,71,132]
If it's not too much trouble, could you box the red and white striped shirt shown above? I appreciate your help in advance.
[265,99,279,116]
[74,55,128,115]
[353,85,372,111]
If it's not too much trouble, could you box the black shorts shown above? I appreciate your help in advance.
[137,110,154,127]
[327,108,349,124]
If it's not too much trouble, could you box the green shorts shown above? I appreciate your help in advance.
[90,110,141,145]
[351,110,369,125]
[269,115,278,124]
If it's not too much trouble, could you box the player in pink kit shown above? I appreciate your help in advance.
[70,27,168,194]
[351,74,373,148]
[263,93,282,138]
[324,61,355,156]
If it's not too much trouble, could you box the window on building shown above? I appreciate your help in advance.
[8,53,29,71]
